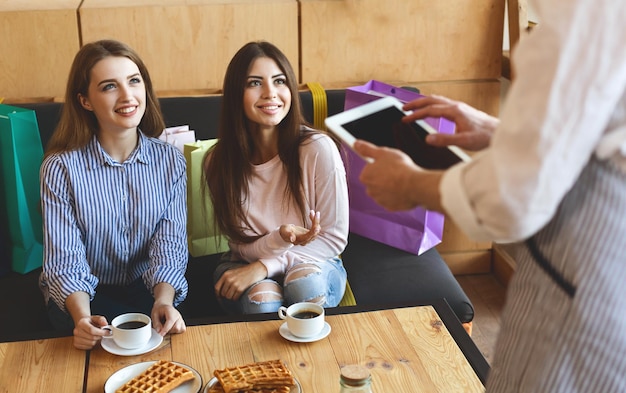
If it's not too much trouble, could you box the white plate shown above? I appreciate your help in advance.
[104,361,203,393]
[101,328,164,356]
[279,321,331,343]
[203,376,302,393]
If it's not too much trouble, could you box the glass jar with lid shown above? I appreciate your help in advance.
[339,364,373,392]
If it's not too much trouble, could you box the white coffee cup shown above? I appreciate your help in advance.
[102,312,152,349]
[278,302,325,338]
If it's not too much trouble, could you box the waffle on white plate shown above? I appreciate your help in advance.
[115,360,195,393]
[211,359,295,393]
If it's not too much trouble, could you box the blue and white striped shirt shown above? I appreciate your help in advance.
[39,132,188,311]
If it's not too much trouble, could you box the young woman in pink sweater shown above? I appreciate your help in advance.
[203,41,349,314]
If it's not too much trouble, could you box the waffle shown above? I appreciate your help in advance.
[115,360,195,393]
[213,359,295,393]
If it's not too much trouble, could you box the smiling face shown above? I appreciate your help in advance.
[243,56,292,132]
[78,56,146,135]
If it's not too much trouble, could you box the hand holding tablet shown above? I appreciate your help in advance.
[325,96,470,169]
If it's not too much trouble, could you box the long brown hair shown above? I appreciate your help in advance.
[204,41,334,244]
[45,39,164,157]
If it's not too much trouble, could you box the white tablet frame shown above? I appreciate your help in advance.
[325,96,471,167]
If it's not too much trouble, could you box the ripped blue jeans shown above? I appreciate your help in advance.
[213,255,347,315]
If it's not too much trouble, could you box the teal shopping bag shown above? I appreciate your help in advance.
[0,104,44,273]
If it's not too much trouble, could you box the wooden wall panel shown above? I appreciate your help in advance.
[1,0,507,273]
[492,243,517,285]
[300,0,505,86]
[412,80,501,116]
[79,0,299,93]
[442,251,492,276]
[0,1,81,99]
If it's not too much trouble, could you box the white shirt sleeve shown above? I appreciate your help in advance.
[441,0,626,243]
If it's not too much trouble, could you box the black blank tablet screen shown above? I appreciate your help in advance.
[342,106,462,170]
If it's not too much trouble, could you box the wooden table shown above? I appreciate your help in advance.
[0,300,488,393]
[0,336,86,392]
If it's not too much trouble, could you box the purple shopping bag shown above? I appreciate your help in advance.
[344,80,455,133]
[343,80,453,255]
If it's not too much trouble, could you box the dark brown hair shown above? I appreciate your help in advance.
[204,41,334,243]
[45,39,164,156]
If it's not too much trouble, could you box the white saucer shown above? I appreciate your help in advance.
[101,328,164,356]
[104,361,202,393]
[279,321,331,343]
[203,376,301,392]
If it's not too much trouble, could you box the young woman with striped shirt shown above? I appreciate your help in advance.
[39,40,188,350]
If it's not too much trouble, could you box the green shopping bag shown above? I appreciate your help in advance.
[184,140,229,257]
[0,104,44,273]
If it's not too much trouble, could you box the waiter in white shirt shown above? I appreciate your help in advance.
[354,0,626,391]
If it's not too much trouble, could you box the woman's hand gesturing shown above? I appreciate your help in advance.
[279,210,321,246]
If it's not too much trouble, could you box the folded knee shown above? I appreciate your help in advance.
[285,263,322,282]
[284,263,325,305]
[247,280,283,304]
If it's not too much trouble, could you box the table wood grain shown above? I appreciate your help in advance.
[0,336,85,393]
[0,302,487,393]
[85,304,485,392]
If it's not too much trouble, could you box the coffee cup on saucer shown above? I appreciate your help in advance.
[102,312,152,349]
[278,302,325,338]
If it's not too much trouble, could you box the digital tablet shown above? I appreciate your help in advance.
[325,96,471,169]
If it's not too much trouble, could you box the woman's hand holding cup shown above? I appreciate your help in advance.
[102,312,152,349]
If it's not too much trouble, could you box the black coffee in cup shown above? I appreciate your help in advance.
[293,310,320,319]
[117,321,148,330]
